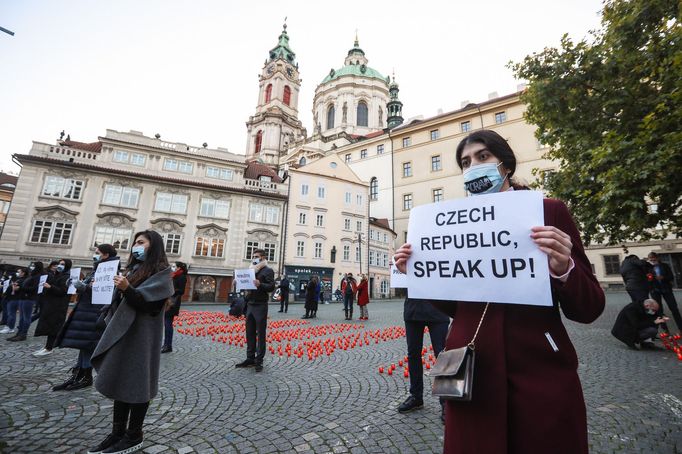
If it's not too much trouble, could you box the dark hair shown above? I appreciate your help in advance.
[17,267,29,277]
[96,243,117,258]
[648,252,658,258]
[253,249,266,257]
[455,130,529,190]
[30,261,44,276]
[58,259,73,272]
[175,261,188,274]
[127,230,169,286]
[48,260,59,268]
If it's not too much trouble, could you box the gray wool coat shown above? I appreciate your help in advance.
[92,267,174,403]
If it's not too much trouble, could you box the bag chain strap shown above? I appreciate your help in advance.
[467,302,490,350]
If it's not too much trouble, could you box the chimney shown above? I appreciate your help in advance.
[488,91,499,100]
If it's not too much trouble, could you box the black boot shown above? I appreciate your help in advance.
[344,309,349,321]
[66,367,93,390]
[53,367,80,391]
[349,308,353,320]
[102,429,143,454]
[302,310,310,319]
[312,311,317,319]
[87,422,125,454]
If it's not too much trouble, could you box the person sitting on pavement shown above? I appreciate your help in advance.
[612,298,669,349]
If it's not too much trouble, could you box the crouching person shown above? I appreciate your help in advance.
[88,230,173,454]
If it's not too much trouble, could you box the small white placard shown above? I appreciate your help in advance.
[92,260,120,305]
[67,268,81,295]
[37,275,48,294]
[235,268,257,291]
[389,263,407,289]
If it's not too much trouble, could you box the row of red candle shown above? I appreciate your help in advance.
[378,345,437,378]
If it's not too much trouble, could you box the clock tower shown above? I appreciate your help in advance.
[245,22,306,165]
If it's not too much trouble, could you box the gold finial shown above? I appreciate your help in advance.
[354,29,359,46]
[283,16,288,31]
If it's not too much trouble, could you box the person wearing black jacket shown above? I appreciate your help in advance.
[620,255,653,302]
[53,245,118,391]
[277,275,290,313]
[302,276,318,319]
[235,249,275,372]
[162,262,187,353]
[648,252,681,332]
[7,261,44,342]
[612,299,669,349]
[398,292,450,421]
[33,259,72,356]
[1,268,28,336]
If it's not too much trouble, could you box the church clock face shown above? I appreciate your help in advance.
[286,66,295,79]
[266,65,275,75]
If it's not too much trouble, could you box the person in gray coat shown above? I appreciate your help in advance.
[87,230,173,454]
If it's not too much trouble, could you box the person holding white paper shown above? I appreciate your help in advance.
[394,130,605,454]
[33,259,73,356]
[7,261,45,342]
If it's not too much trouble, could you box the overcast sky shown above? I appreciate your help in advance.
[0,0,605,174]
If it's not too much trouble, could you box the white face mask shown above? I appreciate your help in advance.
[252,258,261,266]
[170,265,177,272]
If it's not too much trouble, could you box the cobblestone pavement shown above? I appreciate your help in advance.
[1,293,681,454]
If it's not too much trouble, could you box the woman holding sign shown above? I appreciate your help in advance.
[33,259,73,356]
[88,231,173,454]
[7,261,45,342]
[394,130,605,454]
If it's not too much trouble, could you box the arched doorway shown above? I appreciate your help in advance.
[193,276,216,302]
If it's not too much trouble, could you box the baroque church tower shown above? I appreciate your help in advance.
[245,22,306,165]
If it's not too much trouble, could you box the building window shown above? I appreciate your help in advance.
[327,105,335,130]
[299,157,306,166]
[317,186,326,199]
[113,151,146,166]
[42,176,84,200]
[430,129,440,140]
[314,242,323,259]
[93,226,131,250]
[30,220,73,245]
[360,149,367,159]
[178,161,193,174]
[155,192,188,214]
[343,245,350,261]
[113,150,129,163]
[345,153,351,163]
[265,84,272,103]
[357,101,368,127]
[377,144,384,154]
[163,158,193,174]
[316,214,324,227]
[296,240,305,257]
[102,184,139,208]
[298,212,307,224]
[402,137,411,147]
[495,111,507,124]
[255,131,263,154]
[383,233,387,243]
[206,166,234,181]
[245,241,259,260]
[356,220,363,232]
[355,246,360,262]
[431,155,442,171]
[345,192,351,204]
[461,121,471,133]
[164,233,182,254]
[603,255,621,276]
[200,198,230,219]
[344,218,351,230]
[245,241,275,261]
[163,158,178,171]
[357,194,363,206]
[249,203,279,224]
[402,162,412,177]
[380,280,389,294]
[403,194,413,210]
[263,242,276,261]
[433,188,444,202]
[301,184,309,196]
[283,85,291,106]
[369,250,376,266]
[194,237,225,258]
[370,177,378,200]
[130,153,146,166]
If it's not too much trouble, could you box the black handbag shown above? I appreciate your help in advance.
[431,303,489,401]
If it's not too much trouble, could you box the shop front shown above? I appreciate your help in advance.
[284,265,335,302]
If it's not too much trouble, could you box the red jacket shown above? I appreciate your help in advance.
[341,278,357,296]
[431,198,605,454]
[356,280,369,306]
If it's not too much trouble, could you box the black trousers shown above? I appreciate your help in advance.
[652,288,682,331]
[279,293,289,312]
[626,288,650,303]
[405,320,449,398]
[245,304,268,363]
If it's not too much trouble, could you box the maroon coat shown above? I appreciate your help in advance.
[431,198,605,454]
[356,280,369,306]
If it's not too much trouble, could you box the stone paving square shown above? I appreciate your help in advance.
[1,295,681,453]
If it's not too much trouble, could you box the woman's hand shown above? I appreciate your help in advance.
[393,243,412,274]
[531,226,573,276]
[43,282,51,289]
[113,275,129,291]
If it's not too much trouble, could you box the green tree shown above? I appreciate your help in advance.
[510,0,681,245]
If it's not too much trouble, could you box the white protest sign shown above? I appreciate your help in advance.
[92,260,120,305]
[3,279,10,293]
[389,263,407,289]
[406,190,552,306]
[67,268,81,295]
[234,269,256,291]
[37,275,48,294]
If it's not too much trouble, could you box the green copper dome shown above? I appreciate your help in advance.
[321,64,387,84]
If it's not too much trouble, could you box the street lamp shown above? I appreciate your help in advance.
[464,102,484,129]
[357,232,365,275]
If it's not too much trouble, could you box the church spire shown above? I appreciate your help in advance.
[387,74,404,129]
[268,19,296,64]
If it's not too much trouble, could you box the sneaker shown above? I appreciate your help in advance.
[0,326,15,334]
[235,359,256,368]
[398,395,424,413]
[255,363,263,373]
[87,432,124,454]
[33,348,53,357]
[101,430,143,454]
[53,368,81,391]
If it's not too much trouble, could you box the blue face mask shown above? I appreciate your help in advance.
[93,254,101,263]
[131,245,146,261]
[56,265,65,272]
[463,162,508,195]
